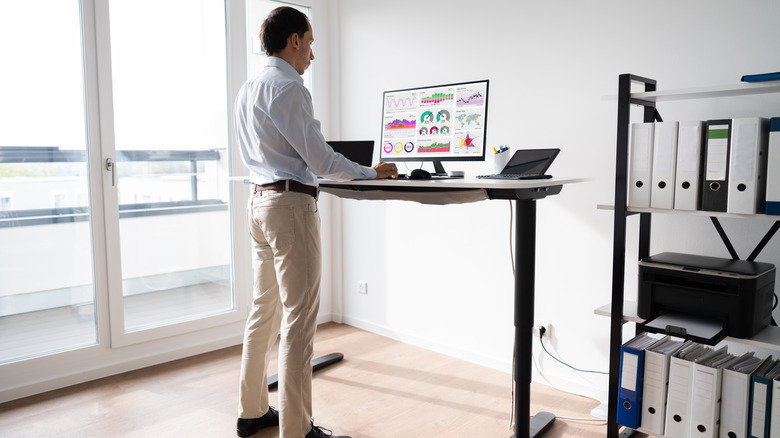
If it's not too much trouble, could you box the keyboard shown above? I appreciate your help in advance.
[475,173,553,180]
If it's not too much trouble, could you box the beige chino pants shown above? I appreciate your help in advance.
[239,190,321,437]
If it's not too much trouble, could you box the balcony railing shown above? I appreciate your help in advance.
[0,146,228,227]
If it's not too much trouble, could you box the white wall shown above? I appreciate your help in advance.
[325,0,780,402]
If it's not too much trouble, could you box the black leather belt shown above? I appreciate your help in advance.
[254,180,318,199]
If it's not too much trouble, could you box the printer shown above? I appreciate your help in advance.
[638,252,776,340]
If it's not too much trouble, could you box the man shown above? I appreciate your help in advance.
[233,6,397,438]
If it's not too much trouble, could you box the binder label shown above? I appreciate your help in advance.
[752,382,768,437]
[706,125,729,181]
[621,352,639,391]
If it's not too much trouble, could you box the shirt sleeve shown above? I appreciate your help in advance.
[267,82,377,181]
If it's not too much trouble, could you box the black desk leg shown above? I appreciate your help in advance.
[513,199,555,438]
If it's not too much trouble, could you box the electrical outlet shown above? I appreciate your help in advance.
[534,321,552,339]
[358,281,368,295]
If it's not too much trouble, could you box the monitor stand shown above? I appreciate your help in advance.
[432,160,447,176]
[431,160,465,179]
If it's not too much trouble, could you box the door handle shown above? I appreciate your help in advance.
[105,158,116,187]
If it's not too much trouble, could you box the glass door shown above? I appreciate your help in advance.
[102,0,237,344]
[0,0,98,363]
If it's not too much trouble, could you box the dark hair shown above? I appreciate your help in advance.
[260,7,309,56]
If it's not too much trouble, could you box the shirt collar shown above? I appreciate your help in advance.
[266,56,304,84]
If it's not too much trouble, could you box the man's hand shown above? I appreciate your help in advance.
[373,162,398,179]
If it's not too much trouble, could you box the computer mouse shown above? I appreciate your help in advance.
[409,168,432,179]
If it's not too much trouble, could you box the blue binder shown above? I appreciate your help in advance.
[749,374,772,438]
[741,72,780,83]
[748,359,780,438]
[617,333,659,429]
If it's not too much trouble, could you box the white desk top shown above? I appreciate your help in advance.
[318,176,587,190]
[316,176,587,204]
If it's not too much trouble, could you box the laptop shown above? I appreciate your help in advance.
[326,140,375,167]
[476,148,560,180]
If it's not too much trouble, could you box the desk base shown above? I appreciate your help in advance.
[512,411,556,438]
[267,353,343,390]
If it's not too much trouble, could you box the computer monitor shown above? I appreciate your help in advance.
[379,79,489,175]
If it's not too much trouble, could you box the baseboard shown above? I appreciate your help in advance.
[341,316,511,374]
[341,315,607,405]
[0,331,243,404]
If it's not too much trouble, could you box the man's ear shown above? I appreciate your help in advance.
[288,32,301,50]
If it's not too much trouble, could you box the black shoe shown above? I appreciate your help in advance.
[236,407,279,437]
[305,421,350,438]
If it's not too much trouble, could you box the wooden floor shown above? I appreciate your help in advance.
[0,323,606,437]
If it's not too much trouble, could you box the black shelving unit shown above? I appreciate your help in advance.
[607,73,657,438]
[604,74,780,438]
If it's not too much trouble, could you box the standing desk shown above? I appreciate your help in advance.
[318,176,584,438]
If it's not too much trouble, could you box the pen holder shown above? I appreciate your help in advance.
[494,150,510,173]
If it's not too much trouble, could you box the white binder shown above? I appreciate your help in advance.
[641,337,685,435]
[667,356,695,438]
[727,117,769,214]
[721,355,773,438]
[690,350,731,438]
[629,122,654,208]
[721,368,753,438]
[675,121,705,210]
[652,121,679,209]
[770,378,780,438]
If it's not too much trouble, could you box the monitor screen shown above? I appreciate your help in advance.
[379,80,489,170]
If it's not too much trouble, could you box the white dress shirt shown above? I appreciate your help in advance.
[234,57,376,186]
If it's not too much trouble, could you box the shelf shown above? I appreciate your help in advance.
[597,204,780,220]
[602,81,780,102]
[605,73,780,438]
[595,301,780,351]
[633,82,780,102]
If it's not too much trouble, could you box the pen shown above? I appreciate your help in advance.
[493,147,499,154]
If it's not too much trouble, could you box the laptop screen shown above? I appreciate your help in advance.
[500,148,560,176]
[327,140,375,167]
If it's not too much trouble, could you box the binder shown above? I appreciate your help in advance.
[767,118,780,216]
[666,343,712,438]
[727,118,770,214]
[703,120,732,212]
[742,72,780,83]
[770,377,780,438]
[652,121,679,209]
[629,122,655,208]
[641,337,687,436]
[750,359,780,438]
[666,357,694,438]
[720,355,768,438]
[690,347,734,438]
[617,333,660,429]
[675,121,706,211]
[752,376,771,438]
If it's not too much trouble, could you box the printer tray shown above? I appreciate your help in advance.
[640,311,727,345]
